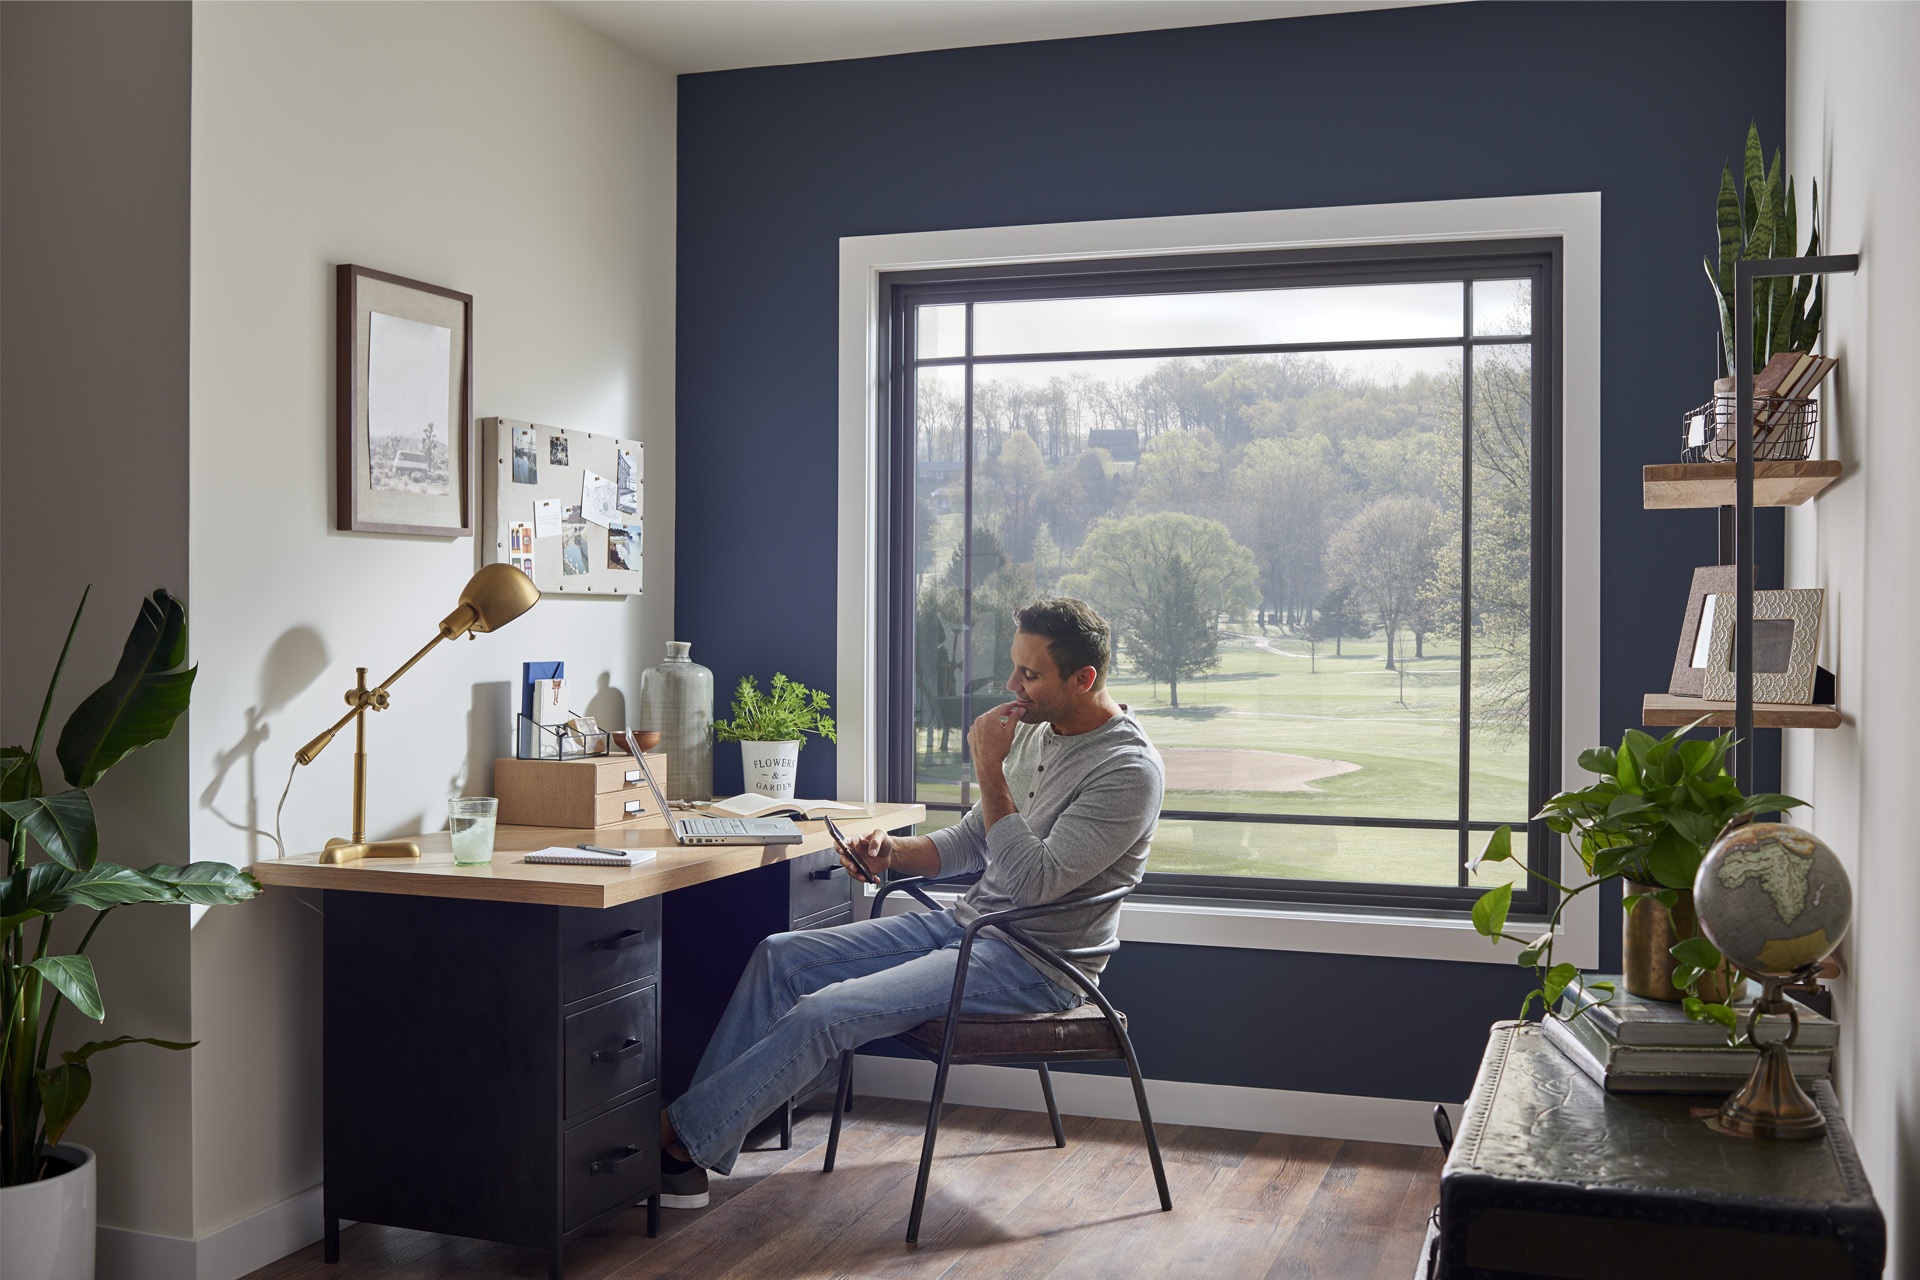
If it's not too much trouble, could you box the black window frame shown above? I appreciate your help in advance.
[876,239,1563,919]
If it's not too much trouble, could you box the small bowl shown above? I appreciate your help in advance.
[626,729,663,753]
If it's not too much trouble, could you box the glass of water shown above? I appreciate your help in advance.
[448,796,499,865]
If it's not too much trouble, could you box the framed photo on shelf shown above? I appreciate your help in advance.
[1668,565,1738,698]
[336,264,473,536]
[1701,587,1825,705]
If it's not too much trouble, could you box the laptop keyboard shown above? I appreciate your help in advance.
[681,817,751,837]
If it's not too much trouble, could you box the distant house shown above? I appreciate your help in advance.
[1087,428,1139,461]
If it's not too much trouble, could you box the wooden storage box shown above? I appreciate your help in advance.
[494,754,667,828]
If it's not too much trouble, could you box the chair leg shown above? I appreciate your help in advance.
[907,1054,957,1243]
[1117,1033,1172,1212]
[780,1098,793,1150]
[1036,1063,1066,1147]
[823,1050,855,1172]
[844,1055,855,1114]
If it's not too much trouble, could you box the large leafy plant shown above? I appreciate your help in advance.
[713,673,837,748]
[1705,121,1823,374]
[1467,724,1802,1030]
[2,588,259,1186]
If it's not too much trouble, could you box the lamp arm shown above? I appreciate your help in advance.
[370,631,447,698]
[296,704,363,765]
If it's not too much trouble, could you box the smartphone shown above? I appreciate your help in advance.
[822,815,878,884]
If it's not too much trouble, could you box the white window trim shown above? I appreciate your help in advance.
[837,194,1601,967]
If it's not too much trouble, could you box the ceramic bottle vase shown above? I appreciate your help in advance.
[640,641,713,800]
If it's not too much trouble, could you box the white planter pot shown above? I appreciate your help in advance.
[741,740,801,799]
[0,1142,96,1280]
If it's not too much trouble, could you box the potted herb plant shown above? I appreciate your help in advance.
[713,673,837,800]
[0,589,260,1280]
[1467,724,1801,1023]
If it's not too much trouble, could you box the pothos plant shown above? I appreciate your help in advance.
[712,673,837,748]
[2,588,260,1186]
[1466,723,1803,1034]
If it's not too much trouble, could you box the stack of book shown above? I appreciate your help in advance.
[1544,972,1836,1094]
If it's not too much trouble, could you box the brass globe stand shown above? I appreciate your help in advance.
[1717,965,1825,1140]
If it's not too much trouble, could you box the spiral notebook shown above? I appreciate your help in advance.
[522,846,657,867]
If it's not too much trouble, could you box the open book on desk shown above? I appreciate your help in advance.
[705,794,869,821]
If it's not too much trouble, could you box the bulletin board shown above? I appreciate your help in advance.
[480,417,643,596]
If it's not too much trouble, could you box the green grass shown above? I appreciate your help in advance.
[910,627,1535,890]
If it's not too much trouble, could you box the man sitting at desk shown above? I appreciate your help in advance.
[658,597,1164,1207]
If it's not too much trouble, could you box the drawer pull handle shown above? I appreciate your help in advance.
[592,1035,645,1064]
[809,866,848,881]
[625,770,641,784]
[590,1144,645,1175]
[590,928,648,951]
[625,799,643,815]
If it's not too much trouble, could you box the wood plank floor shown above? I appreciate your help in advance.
[246,1098,1442,1280]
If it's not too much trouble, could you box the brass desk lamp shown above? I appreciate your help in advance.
[295,564,539,864]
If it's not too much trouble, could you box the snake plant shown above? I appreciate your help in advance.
[1705,121,1823,375]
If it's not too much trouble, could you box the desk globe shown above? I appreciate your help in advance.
[1693,821,1852,1138]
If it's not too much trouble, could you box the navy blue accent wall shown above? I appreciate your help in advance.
[678,1,1786,1104]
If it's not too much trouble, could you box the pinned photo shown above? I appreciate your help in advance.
[549,433,570,467]
[509,522,534,555]
[617,447,640,515]
[607,522,641,571]
[512,426,538,484]
[561,524,591,576]
[533,499,562,538]
[581,469,618,527]
[514,554,534,576]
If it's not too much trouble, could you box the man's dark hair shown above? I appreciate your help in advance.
[1012,598,1111,691]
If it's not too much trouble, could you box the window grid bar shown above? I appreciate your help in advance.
[1458,285,1475,887]
[910,331,1531,371]
[916,800,1523,833]
[957,303,977,811]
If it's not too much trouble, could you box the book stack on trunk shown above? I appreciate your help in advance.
[1544,972,1836,1094]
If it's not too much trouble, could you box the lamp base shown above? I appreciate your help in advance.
[318,837,422,865]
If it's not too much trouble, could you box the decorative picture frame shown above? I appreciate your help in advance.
[1669,565,1738,697]
[1701,587,1825,704]
[336,264,473,536]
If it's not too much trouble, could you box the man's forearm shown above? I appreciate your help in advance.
[974,761,1018,832]
[886,833,947,879]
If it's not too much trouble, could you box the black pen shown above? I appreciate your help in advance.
[575,844,633,858]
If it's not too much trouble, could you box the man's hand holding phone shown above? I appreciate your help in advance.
[825,817,887,884]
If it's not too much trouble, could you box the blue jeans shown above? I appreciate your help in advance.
[666,907,1080,1174]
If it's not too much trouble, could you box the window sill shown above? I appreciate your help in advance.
[872,884,1598,968]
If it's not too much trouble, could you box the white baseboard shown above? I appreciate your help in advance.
[97,1184,324,1280]
[849,1054,1459,1149]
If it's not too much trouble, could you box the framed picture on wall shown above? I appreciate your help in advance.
[336,263,473,536]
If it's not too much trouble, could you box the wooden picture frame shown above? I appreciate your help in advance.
[1669,565,1738,697]
[1702,588,1825,704]
[336,264,473,536]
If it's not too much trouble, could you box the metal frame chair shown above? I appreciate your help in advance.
[821,873,1172,1242]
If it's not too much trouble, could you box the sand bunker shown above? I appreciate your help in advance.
[1160,748,1360,793]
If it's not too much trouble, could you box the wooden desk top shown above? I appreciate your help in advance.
[249,802,925,909]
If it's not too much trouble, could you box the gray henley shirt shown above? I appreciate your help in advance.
[926,708,1163,985]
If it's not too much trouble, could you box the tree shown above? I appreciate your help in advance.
[1326,495,1442,670]
[1068,512,1258,707]
[980,429,1046,561]
[1227,435,1341,629]
[1131,428,1224,515]
[1308,584,1372,662]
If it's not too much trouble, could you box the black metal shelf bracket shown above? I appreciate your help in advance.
[1731,254,1860,782]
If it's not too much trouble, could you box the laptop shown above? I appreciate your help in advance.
[619,730,803,846]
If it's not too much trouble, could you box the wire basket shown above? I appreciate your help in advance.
[516,713,610,760]
[1681,394,1817,464]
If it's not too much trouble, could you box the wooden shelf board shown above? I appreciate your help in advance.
[1642,459,1842,509]
[1642,693,1842,730]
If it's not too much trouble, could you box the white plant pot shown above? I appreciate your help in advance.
[0,1142,96,1280]
[741,740,801,799]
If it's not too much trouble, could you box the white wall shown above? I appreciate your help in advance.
[1,0,198,1242]
[187,0,676,1247]
[1786,2,1920,1269]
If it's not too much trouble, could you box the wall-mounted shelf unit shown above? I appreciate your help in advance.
[1642,459,1842,510]
[1641,693,1843,730]
[1641,254,1858,777]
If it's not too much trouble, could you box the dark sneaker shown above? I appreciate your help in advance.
[660,1151,709,1209]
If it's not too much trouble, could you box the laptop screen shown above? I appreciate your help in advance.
[620,730,674,822]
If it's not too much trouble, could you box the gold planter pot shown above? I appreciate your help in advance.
[1623,881,1734,1003]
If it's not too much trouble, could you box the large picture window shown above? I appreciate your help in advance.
[882,243,1560,913]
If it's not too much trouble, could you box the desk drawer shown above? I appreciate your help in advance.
[561,896,661,1004]
[564,1090,659,1230]
[566,984,658,1119]
[788,847,852,924]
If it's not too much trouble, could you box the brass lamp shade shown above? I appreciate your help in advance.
[440,563,540,639]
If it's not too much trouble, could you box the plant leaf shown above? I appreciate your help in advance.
[56,589,196,790]
[1735,791,1808,816]
[1542,962,1580,1008]
[143,861,262,906]
[52,863,177,912]
[1576,747,1616,776]
[35,1063,90,1149]
[0,790,97,871]
[62,1034,197,1064]
[1646,828,1699,889]
[1670,935,1722,971]
[1468,826,1512,873]
[1471,882,1512,942]
[30,954,104,1021]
